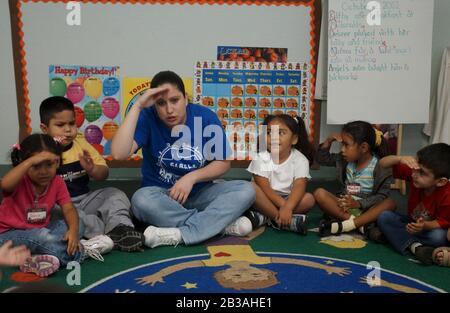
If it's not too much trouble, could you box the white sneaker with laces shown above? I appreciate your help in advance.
[80,235,114,262]
[222,216,252,237]
[143,226,182,248]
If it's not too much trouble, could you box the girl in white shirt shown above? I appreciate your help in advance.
[247,114,315,234]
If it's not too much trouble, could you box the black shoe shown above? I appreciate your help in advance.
[282,214,308,235]
[414,246,435,265]
[244,210,268,230]
[363,223,387,244]
[107,224,145,252]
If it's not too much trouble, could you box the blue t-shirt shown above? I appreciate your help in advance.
[134,103,231,195]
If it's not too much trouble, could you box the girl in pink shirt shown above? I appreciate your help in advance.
[0,134,82,277]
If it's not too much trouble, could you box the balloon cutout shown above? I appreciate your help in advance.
[49,77,67,96]
[102,121,119,141]
[84,125,103,145]
[101,97,120,119]
[84,77,102,99]
[91,144,104,155]
[74,106,85,128]
[66,82,85,104]
[84,101,102,122]
[103,77,120,96]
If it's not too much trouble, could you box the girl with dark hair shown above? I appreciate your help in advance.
[0,134,85,277]
[246,114,316,234]
[314,121,396,240]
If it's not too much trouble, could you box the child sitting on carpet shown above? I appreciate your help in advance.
[0,134,111,277]
[377,143,450,266]
[314,121,395,240]
[40,96,144,252]
[245,114,315,234]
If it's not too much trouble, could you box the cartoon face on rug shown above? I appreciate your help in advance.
[82,237,442,293]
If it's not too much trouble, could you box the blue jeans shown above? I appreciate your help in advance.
[377,211,449,255]
[0,220,84,266]
[131,180,256,245]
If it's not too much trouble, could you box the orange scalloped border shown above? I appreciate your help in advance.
[18,0,318,142]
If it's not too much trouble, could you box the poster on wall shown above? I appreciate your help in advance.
[194,60,310,159]
[217,46,288,63]
[49,65,121,157]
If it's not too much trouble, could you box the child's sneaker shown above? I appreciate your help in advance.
[222,216,253,237]
[20,254,60,277]
[107,224,145,252]
[362,223,387,244]
[80,234,114,262]
[244,210,268,229]
[143,226,182,248]
[282,214,308,235]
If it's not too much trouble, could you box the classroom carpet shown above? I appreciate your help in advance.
[1,181,449,293]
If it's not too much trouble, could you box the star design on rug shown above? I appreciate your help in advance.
[181,282,198,289]
[324,260,334,265]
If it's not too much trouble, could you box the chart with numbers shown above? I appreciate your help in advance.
[193,61,311,159]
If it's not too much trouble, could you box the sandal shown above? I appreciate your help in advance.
[432,246,450,267]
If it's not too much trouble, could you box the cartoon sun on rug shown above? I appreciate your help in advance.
[319,233,367,249]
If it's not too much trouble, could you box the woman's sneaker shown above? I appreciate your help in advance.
[80,235,114,262]
[20,254,60,277]
[222,216,253,237]
[143,226,182,248]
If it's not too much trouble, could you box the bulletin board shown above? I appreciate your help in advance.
[9,0,321,167]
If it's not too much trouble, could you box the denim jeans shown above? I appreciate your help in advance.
[377,211,449,255]
[0,220,84,265]
[131,180,256,245]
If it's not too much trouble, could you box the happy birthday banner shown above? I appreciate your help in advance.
[49,65,121,156]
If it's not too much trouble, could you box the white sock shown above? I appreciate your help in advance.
[342,217,356,232]
[410,242,422,254]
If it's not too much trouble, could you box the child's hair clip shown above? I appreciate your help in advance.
[53,136,64,145]
[293,116,299,123]
[12,143,21,151]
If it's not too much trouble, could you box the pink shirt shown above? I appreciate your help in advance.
[0,175,72,233]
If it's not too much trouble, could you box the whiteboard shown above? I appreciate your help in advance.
[17,1,318,133]
[327,0,434,124]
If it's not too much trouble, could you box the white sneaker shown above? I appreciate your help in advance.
[143,226,182,248]
[80,235,114,262]
[222,216,252,237]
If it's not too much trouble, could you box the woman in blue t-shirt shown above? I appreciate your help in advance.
[112,71,255,248]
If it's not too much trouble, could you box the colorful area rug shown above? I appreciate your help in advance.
[1,212,449,293]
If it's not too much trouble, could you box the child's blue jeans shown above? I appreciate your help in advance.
[378,211,449,254]
[0,219,84,265]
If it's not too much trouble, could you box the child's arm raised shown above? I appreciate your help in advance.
[379,155,420,170]
[316,133,342,167]
[60,202,80,256]
[0,151,59,193]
